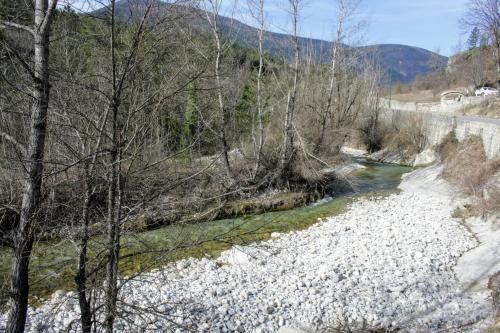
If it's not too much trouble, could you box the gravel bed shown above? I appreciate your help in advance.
[1,173,496,332]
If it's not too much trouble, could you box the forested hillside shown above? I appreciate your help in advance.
[98,0,448,84]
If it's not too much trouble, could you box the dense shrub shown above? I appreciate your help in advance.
[383,113,428,156]
[435,131,459,161]
[440,135,500,217]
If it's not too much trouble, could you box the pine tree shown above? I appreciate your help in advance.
[467,27,480,50]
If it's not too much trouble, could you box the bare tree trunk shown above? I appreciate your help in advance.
[75,95,113,333]
[5,1,57,332]
[279,0,300,183]
[492,12,499,91]
[206,1,233,180]
[215,42,233,180]
[100,2,151,330]
[75,162,92,333]
[104,120,121,333]
[104,2,121,330]
[252,0,265,179]
[315,25,342,153]
[495,37,500,91]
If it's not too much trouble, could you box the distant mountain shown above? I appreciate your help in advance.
[94,0,448,84]
[356,44,448,84]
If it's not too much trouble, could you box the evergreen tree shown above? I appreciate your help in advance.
[467,27,480,49]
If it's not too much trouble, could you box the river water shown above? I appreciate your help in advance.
[0,160,413,307]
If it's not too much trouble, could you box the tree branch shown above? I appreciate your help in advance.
[1,39,37,80]
[0,20,34,35]
[0,131,27,156]
[39,0,58,34]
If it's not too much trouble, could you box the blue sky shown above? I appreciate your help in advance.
[71,0,472,56]
[227,0,471,56]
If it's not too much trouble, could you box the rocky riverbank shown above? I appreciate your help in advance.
[1,166,497,332]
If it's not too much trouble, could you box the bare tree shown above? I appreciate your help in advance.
[428,47,445,73]
[204,0,235,180]
[461,0,500,90]
[101,2,155,331]
[54,2,204,331]
[0,0,58,332]
[464,50,489,87]
[315,0,361,153]
[359,66,384,153]
[278,0,302,184]
[247,0,266,179]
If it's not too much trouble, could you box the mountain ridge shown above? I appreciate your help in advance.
[96,0,448,84]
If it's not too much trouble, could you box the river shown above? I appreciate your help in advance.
[0,160,413,307]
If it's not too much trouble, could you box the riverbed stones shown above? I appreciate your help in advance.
[2,182,496,332]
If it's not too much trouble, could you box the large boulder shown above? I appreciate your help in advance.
[369,149,405,164]
[218,245,272,266]
[340,146,367,157]
[413,148,437,166]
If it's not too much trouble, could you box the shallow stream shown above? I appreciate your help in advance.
[0,160,413,306]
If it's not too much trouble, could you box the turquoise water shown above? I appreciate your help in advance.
[0,160,413,306]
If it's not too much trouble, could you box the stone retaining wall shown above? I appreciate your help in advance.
[383,110,500,159]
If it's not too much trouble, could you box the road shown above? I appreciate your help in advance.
[458,115,500,126]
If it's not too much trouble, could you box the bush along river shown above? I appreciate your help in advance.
[0,160,413,308]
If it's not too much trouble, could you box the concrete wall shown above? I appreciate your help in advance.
[383,110,500,160]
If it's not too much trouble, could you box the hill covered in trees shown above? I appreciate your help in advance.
[99,0,448,84]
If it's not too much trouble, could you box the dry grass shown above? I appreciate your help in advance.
[435,132,459,161]
[441,136,500,196]
[439,134,500,217]
[483,186,500,213]
[459,99,500,119]
[385,89,441,103]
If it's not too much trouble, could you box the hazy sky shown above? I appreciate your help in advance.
[71,0,472,56]
[362,0,470,56]
[228,0,471,56]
